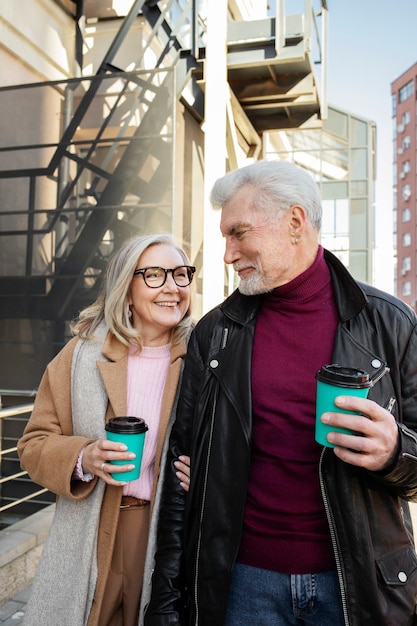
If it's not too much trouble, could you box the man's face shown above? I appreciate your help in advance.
[219,185,297,295]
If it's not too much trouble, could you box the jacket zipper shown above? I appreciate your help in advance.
[319,448,350,626]
[193,380,219,626]
[194,326,229,624]
[401,427,417,462]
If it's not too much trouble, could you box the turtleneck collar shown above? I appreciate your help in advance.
[264,245,330,304]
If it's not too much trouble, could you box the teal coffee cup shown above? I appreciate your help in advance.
[105,416,148,481]
[315,364,372,447]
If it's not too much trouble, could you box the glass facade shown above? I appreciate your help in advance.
[263,105,376,282]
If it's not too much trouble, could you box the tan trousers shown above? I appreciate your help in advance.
[98,500,150,626]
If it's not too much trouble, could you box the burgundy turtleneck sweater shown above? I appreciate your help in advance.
[237,246,339,574]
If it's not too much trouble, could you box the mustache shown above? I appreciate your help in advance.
[233,263,256,273]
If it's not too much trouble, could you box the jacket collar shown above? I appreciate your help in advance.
[324,248,368,321]
[219,248,368,325]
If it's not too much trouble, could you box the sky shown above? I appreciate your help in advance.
[325,0,417,292]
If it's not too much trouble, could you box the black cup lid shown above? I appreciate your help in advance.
[105,416,148,434]
[316,364,371,388]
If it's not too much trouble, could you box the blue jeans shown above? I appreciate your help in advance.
[224,563,345,626]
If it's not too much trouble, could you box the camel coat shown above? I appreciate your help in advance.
[18,331,187,626]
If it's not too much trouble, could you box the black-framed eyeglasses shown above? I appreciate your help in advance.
[133,265,196,288]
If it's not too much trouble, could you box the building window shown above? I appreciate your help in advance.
[402,256,411,272]
[403,136,411,150]
[399,80,414,103]
[403,207,411,222]
[400,160,410,179]
[397,112,410,133]
[402,281,411,297]
[402,184,411,201]
[403,232,411,246]
[403,111,411,125]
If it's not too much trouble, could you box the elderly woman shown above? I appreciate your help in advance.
[18,233,193,626]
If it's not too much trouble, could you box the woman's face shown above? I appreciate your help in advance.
[128,243,191,346]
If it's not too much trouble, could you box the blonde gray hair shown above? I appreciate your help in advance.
[210,159,322,230]
[71,233,193,348]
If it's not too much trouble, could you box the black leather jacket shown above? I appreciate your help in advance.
[145,250,417,626]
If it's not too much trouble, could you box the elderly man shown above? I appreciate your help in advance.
[145,160,417,626]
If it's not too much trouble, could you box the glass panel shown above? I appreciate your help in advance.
[320,149,349,182]
[335,199,349,236]
[392,93,397,116]
[324,108,348,139]
[321,199,335,234]
[350,251,368,282]
[350,199,367,248]
[321,198,349,253]
[350,117,368,146]
[350,181,367,197]
[351,148,368,179]
[403,281,411,296]
[322,181,348,199]
[403,208,411,222]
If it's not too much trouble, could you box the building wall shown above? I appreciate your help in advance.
[0,0,75,81]
[392,63,417,309]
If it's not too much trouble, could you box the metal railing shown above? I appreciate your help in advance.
[0,390,50,517]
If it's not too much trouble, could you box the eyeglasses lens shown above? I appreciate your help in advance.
[143,266,193,287]
[173,267,192,286]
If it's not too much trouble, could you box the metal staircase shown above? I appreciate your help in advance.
[0,0,203,323]
[0,0,327,365]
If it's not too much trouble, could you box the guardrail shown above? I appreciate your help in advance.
[0,390,50,519]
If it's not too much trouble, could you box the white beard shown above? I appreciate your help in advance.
[237,273,271,296]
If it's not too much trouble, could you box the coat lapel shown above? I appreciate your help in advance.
[97,333,128,420]
[150,341,186,504]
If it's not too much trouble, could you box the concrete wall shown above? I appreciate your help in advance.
[0,0,75,82]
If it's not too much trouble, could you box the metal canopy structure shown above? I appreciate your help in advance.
[226,10,326,131]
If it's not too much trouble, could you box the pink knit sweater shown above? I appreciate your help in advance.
[124,343,170,500]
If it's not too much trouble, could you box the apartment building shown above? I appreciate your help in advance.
[392,62,417,309]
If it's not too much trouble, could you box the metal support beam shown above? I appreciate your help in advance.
[276,0,285,55]
[202,0,228,313]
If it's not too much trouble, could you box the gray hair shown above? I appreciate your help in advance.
[72,233,193,348]
[210,160,322,230]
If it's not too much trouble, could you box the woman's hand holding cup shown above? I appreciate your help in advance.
[82,438,137,486]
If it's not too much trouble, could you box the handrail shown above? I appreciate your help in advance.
[0,489,49,514]
[0,404,34,418]
[0,389,37,397]
[0,400,50,520]
[0,469,26,483]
